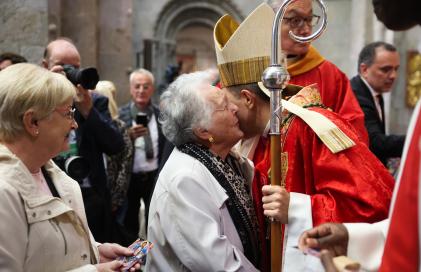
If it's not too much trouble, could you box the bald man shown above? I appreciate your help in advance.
[42,38,125,243]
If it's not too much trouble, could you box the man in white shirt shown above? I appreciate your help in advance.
[119,68,165,237]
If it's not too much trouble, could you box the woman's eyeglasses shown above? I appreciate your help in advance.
[55,107,76,120]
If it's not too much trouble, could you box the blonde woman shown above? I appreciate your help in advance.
[0,64,138,271]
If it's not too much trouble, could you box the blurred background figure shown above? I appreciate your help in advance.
[119,68,166,238]
[0,63,137,271]
[95,80,134,244]
[351,41,405,169]
[157,63,181,96]
[0,52,27,70]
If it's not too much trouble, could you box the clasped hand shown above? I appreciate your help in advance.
[262,185,290,223]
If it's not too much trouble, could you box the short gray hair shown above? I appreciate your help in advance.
[0,63,76,142]
[129,68,155,85]
[159,71,215,146]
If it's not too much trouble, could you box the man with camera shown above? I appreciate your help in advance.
[42,38,125,243]
[119,68,165,237]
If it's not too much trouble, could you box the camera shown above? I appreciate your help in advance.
[53,131,90,183]
[62,64,99,90]
[54,155,90,183]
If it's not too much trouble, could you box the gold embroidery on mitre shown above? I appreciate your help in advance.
[218,56,270,87]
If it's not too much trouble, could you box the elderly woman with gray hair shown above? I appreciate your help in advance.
[0,63,138,272]
[145,71,260,271]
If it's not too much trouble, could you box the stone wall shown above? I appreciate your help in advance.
[0,0,420,134]
[0,0,48,63]
[47,0,133,105]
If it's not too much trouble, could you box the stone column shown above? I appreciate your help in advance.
[349,0,368,76]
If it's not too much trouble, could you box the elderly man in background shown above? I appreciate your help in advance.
[351,41,405,166]
[119,68,165,238]
[270,0,368,142]
[42,38,125,242]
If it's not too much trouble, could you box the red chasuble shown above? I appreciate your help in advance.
[288,46,369,145]
[380,101,421,271]
[251,87,394,271]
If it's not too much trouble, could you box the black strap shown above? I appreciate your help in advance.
[41,166,61,198]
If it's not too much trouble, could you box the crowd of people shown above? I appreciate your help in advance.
[0,0,419,271]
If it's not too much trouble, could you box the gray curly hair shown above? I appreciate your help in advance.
[159,71,215,146]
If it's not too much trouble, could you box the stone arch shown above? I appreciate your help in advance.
[155,0,243,40]
[151,0,244,87]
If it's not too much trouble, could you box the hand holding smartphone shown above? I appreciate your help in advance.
[117,238,153,271]
[136,113,148,126]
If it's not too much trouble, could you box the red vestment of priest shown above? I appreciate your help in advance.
[244,87,394,272]
[379,100,421,271]
[288,46,369,144]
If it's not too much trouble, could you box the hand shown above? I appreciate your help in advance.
[298,223,349,256]
[98,243,134,262]
[129,124,149,141]
[320,250,339,272]
[74,84,93,118]
[48,64,66,75]
[95,260,123,272]
[98,243,141,271]
[262,185,290,223]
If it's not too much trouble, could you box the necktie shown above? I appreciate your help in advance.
[377,94,385,131]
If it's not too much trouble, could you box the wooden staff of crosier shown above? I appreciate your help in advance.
[261,1,327,271]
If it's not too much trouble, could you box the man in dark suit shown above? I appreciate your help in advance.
[119,68,165,237]
[350,41,405,166]
[42,38,125,242]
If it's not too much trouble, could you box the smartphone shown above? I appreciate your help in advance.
[117,238,154,271]
[136,113,148,126]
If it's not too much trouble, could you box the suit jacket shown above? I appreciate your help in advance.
[119,101,166,168]
[350,75,405,165]
[75,92,125,193]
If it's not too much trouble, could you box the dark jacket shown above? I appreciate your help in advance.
[75,92,125,192]
[350,75,405,165]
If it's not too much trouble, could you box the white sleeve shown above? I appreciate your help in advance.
[345,219,389,271]
[163,173,259,272]
[284,192,324,271]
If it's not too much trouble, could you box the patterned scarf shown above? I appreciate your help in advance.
[178,142,260,267]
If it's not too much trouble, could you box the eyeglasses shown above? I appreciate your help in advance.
[55,107,76,120]
[283,15,320,29]
[213,105,229,113]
